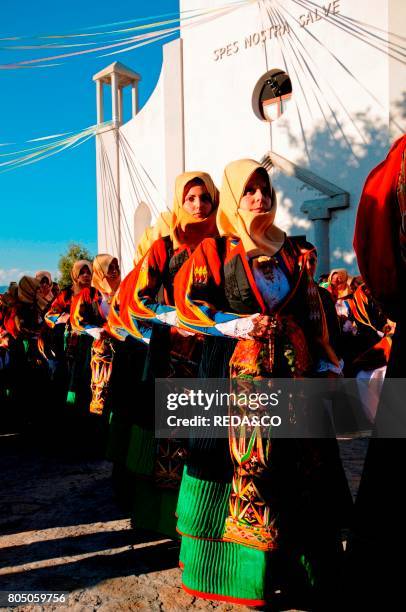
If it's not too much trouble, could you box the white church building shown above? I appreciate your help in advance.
[93,0,406,276]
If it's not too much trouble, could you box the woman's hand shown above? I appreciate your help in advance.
[248,314,277,340]
[215,313,277,340]
[382,320,396,336]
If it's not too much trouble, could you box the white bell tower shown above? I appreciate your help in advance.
[93,62,141,268]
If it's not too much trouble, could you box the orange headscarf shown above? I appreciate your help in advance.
[92,254,121,296]
[217,159,285,257]
[170,171,219,249]
[70,260,93,295]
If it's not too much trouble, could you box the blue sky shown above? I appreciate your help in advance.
[0,0,179,285]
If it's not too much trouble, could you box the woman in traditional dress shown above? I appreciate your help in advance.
[43,261,92,410]
[173,159,352,609]
[121,172,218,374]
[327,268,350,303]
[0,293,11,414]
[45,261,92,329]
[105,210,172,510]
[35,270,55,305]
[117,171,219,536]
[1,283,19,343]
[70,254,121,416]
[0,283,21,427]
[349,135,406,607]
[331,275,391,379]
[10,276,53,427]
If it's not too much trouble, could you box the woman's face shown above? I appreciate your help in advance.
[78,265,91,288]
[330,273,339,287]
[106,259,120,282]
[39,276,51,297]
[307,253,318,278]
[182,185,213,220]
[331,272,347,289]
[239,170,272,213]
[337,273,347,287]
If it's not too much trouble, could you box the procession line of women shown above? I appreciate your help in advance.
[1,138,404,609]
[104,159,352,609]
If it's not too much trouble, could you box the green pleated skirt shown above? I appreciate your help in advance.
[126,424,180,539]
[175,465,339,607]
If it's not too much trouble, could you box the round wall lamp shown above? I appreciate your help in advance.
[252,69,292,123]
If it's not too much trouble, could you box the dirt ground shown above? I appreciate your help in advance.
[0,423,368,612]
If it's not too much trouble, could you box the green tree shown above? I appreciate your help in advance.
[58,243,93,288]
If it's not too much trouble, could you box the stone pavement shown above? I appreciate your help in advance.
[0,431,368,612]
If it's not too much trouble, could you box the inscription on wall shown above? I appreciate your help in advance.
[298,0,340,26]
[213,0,341,61]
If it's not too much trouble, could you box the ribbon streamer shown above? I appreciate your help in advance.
[0,1,252,69]
[0,122,111,174]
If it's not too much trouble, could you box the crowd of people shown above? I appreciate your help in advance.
[0,135,405,610]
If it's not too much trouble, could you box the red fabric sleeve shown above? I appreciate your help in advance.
[353,135,406,320]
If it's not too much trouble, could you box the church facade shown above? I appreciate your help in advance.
[94,0,406,275]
